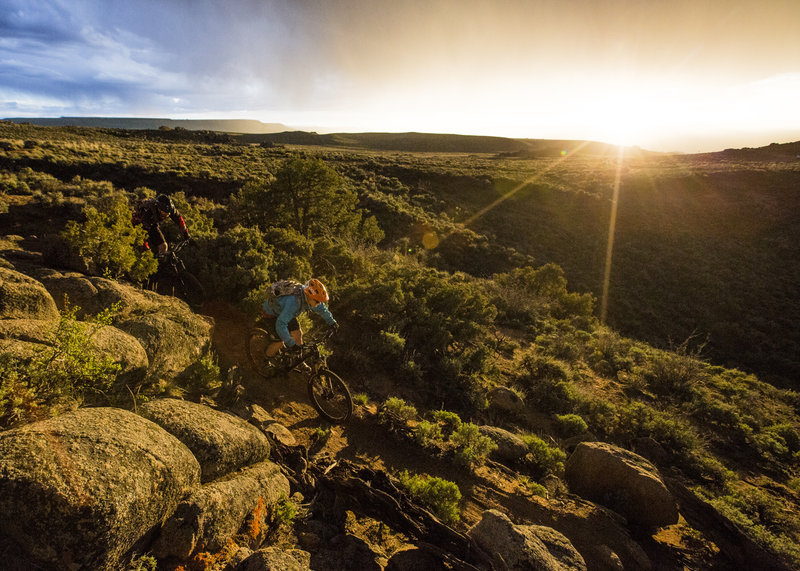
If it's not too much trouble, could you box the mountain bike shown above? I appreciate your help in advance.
[246,326,352,424]
[147,239,205,309]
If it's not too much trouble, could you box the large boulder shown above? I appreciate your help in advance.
[487,386,525,416]
[479,425,529,464]
[31,269,162,318]
[468,509,587,570]
[0,317,149,384]
[117,312,212,379]
[31,269,213,380]
[0,266,59,321]
[87,324,150,384]
[138,398,271,482]
[0,407,200,570]
[0,318,57,344]
[565,441,678,529]
[512,493,651,570]
[153,461,291,559]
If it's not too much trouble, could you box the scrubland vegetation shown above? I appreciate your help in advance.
[1,121,799,566]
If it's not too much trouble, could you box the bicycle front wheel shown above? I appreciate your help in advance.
[151,272,205,309]
[246,328,281,379]
[308,368,352,424]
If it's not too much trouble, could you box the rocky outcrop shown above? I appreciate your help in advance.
[139,398,271,482]
[468,509,587,570]
[2,266,212,382]
[565,441,679,529]
[487,386,525,416]
[0,266,59,321]
[30,269,212,378]
[237,547,312,570]
[153,461,291,559]
[479,425,529,464]
[0,407,200,570]
[31,268,162,319]
[0,316,148,386]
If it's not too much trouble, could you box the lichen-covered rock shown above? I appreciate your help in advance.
[479,425,529,464]
[138,398,271,482]
[32,269,163,318]
[565,441,678,529]
[0,267,59,321]
[0,317,149,384]
[237,546,312,571]
[117,312,212,379]
[487,386,525,415]
[468,509,587,571]
[0,407,200,571]
[152,460,290,559]
[31,269,213,380]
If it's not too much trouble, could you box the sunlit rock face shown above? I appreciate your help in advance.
[0,407,201,570]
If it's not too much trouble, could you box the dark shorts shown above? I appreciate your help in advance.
[260,315,300,335]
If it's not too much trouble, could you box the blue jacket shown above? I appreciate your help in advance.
[262,293,336,347]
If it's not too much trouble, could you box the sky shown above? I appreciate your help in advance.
[1,0,799,153]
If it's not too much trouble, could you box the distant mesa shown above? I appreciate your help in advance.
[2,117,290,134]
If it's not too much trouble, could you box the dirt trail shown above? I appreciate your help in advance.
[202,301,515,526]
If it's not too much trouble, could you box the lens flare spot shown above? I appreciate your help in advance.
[422,231,439,249]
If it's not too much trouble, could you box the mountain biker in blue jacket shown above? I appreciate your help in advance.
[261,278,338,356]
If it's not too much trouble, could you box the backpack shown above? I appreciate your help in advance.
[270,279,304,299]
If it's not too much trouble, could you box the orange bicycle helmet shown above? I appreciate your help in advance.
[304,278,329,305]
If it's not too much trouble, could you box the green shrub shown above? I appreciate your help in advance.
[554,413,588,438]
[707,488,800,567]
[431,410,463,435]
[379,397,417,426]
[352,393,369,406]
[60,194,156,281]
[190,224,275,304]
[398,470,461,524]
[415,420,443,447]
[450,422,497,468]
[127,553,157,571]
[522,433,566,478]
[271,494,298,527]
[519,475,549,498]
[574,396,618,438]
[177,350,221,397]
[643,345,705,399]
[0,302,123,428]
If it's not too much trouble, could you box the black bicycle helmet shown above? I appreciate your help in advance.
[156,194,175,214]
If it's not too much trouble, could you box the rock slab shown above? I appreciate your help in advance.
[138,398,271,482]
[565,441,678,529]
[0,407,200,570]
[468,509,587,570]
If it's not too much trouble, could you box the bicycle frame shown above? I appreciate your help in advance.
[281,330,335,375]
[156,239,190,277]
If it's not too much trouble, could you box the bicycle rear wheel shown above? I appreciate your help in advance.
[246,328,282,378]
[308,368,352,424]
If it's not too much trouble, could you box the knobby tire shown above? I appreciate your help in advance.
[308,368,352,424]
[246,328,279,379]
